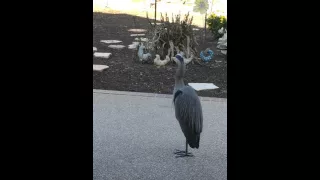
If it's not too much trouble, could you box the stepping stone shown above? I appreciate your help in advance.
[188,83,219,91]
[100,40,122,44]
[93,47,97,52]
[134,37,148,42]
[94,52,112,58]
[128,45,137,49]
[108,45,126,49]
[128,42,140,49]
[93,65,109,72]
[130,34,145,37]
[128,29,147,33]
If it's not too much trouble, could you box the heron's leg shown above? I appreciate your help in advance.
[173,139,194,158]
[186,140,188,154]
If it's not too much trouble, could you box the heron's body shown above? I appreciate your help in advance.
[174,86,203,148]
[172,54,203,158]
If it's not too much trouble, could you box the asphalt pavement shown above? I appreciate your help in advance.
[93,89,227,180]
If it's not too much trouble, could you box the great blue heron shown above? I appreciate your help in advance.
[173,54,203,158]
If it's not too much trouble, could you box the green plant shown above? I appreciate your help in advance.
[207,13,227,39]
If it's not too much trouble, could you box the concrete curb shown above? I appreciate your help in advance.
[93,89,227,102]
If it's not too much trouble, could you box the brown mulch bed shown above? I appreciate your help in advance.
[93,12,227,98]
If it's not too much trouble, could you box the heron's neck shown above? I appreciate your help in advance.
[175,78,184,90]
[174,61,185,90]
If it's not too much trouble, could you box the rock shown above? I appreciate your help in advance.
[188,83,219,91]
[108,45,126,49]
[130,34,145,37]
[128,29,147,33]
[100,40,122,44]
[93,65,109,72]
[94,52,112,58]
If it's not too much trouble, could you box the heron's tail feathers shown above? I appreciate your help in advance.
[187,134,200,149]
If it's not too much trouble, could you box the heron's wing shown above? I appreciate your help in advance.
[174,86,203,134]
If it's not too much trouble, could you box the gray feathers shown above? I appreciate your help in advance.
[173,54,203,149]
[174,86,203,148]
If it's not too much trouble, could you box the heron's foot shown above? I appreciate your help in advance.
[174,149,194,158]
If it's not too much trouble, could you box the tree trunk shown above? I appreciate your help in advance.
[204,12,207,40]
[154,1,157,26]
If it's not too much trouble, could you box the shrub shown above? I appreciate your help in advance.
[207,13,227,39]
[145,12,198,59]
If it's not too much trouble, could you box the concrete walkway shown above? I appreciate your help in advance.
[93,89,227,180]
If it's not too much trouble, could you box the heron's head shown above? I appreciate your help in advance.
[174,54,186,78]
[175,54,184,64]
